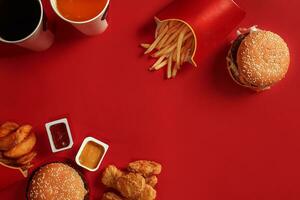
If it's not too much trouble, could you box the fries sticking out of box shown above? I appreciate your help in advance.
[141,19,196,79]
[141,0,246,79]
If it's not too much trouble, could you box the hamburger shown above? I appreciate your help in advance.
[27,163,88,200]
[227,26,290,91]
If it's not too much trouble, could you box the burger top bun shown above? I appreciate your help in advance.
[237,30,290,89]
[27,163,88,200]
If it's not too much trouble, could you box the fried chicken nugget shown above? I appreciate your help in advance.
[145,176,158,188]
[102,165,124,188]
[4,132,36,158]
[102,192,123,200]
[116,173,146,199]
[0,125,32,151]
[128,160,162,177]
[0,122,19,137]
[137,185,157,200]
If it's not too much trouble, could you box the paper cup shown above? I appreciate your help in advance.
[50,0,110,36]
[0,0,54,52]
[155,0,246,66]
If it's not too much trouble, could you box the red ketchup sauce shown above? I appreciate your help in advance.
[49,123,70,149]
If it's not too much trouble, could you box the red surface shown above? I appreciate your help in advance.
[0,0,299,199]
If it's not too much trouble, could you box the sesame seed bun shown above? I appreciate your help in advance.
[227,29,290,91]
[27,163,88,200]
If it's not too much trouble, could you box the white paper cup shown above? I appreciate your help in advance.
[0,0,54,51]
[50,0,110,36]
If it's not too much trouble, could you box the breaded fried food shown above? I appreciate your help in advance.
[0,122,19,137]
[116,173,146,199]
[4,132,36,158]
[0,124,32,151]
[145,176,158,188]
[137,185,157,200]
[102,165,124,188]
[13,125,32,144]
[0,122,37,177]
[0,133,17,151]
[102,192,123,200]
[128,160,162,177]
[16,151,37,165]
[102,161,162,200]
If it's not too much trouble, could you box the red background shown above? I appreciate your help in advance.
[0,0,300,199]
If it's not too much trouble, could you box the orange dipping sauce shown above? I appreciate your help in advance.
[56,0,107,22]
[79,141,104,170]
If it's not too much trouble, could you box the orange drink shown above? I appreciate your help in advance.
[50,0,110,35]
[56,0,108,22]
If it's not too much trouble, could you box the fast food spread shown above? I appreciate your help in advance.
[141,19,196,78]
[101,160,162,200]
[0,0,295,199]
[0,122,37,177]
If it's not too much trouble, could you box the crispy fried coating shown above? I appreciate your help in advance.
[0,123,37,175]
[0,133,17,151]
[102,192,123,200]
[0,124,32,151]
[128,160,162,177]
[116,173,146,199]
[0,122,19,137]
[16,151,37,165]
[13,125,32,144]
[4,132,36,158]
[137,185,157,200]
[102,165,124,188]
[102,161,162,200]
[145,176,158,188]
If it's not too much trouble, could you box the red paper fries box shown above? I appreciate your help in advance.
[156,0,246,65]
[0,163,27,191]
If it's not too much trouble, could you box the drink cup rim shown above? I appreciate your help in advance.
[50,0,110,25]
[0,0,44,44]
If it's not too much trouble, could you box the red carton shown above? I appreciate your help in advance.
[0,163,27,191]
[155,0,246,66]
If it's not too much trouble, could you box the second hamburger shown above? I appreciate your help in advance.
[27,162,88,200]
[227,26,290,91]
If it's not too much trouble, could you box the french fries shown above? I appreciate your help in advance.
[141,19,196,79]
